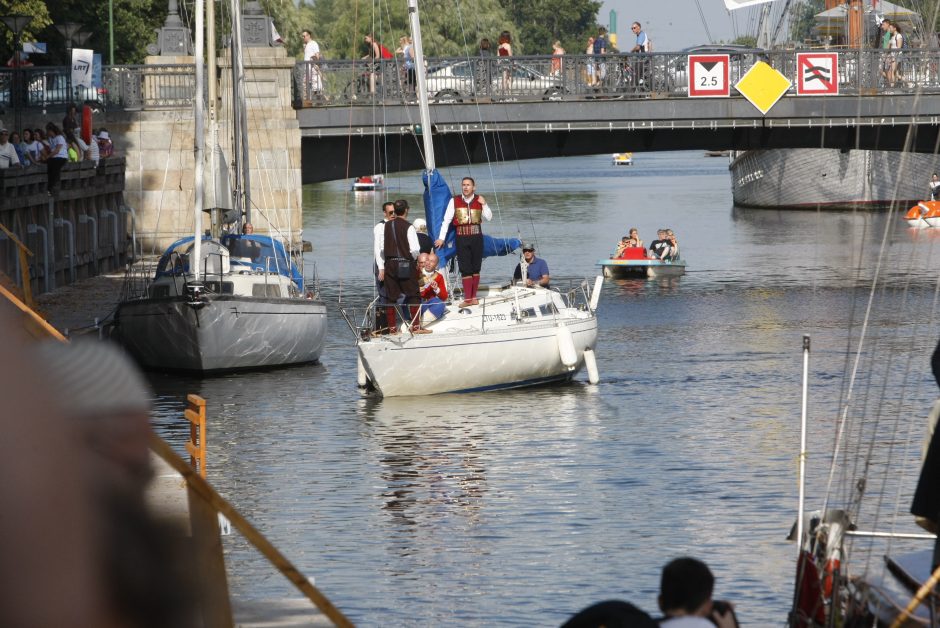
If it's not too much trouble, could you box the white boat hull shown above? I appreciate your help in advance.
[115,295,327,372]
[357,285,598,396]
[731,149,940,209]
[358,318,597,396]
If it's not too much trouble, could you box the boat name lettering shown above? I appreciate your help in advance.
[483,314,508,322]
[736,169,764,187]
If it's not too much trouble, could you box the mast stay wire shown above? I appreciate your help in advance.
[444,0,539,253]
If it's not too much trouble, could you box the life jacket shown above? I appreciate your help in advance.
[452,195,483,226]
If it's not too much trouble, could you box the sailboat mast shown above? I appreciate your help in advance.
[408,0,435,173]
[231,0,251,223]
[193,0,205,282]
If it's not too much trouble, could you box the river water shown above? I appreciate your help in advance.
[149,150,940,626]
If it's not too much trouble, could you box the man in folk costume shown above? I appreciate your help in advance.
[380,199,430,334]
[434,177,492,307]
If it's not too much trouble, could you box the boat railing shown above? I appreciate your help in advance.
[200,252,225,292]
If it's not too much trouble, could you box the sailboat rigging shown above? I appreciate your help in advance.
[346,0,603,397]
[112,0,327,373]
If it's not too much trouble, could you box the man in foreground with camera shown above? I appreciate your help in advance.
[379,199,431,334]
[658,557,739,628]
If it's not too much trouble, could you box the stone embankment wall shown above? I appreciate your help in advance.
[108,48,303,254]
[0,159,128,297]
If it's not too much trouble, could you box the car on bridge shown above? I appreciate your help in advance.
[425,59,564,101]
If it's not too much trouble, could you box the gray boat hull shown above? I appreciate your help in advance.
[115,295,327,372]
[731,149,940,210]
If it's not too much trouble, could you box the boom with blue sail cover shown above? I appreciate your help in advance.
[422,169,522,268]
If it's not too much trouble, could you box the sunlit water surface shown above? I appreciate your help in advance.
[149,151,940,625]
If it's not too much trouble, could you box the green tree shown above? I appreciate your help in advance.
[788,0,823,46]
[311,0,517,59]
[0,0,51,61]
[497,0,600,55]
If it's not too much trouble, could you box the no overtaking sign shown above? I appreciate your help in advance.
[796,52,839,95]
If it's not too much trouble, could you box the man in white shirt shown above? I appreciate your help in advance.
[0,129,22,168]
[301,30,322,98]
[658,557,738,628]
[380,199,428,333]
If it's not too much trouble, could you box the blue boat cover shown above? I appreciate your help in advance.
[155,235,303,291]
[422,169,521,269]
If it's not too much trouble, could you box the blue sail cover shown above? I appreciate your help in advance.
[422,169,522,269]
[155,235,303,291]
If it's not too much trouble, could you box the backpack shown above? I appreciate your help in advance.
[380,44,393,59]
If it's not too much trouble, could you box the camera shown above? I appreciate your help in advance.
[709,600,739,628]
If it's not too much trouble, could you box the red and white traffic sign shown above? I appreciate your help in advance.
[688,54,730,97]
[796,52,839,95]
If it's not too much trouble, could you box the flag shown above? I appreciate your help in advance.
[723,0,774,9]
[71,48,93,88]
[270,22,284,45]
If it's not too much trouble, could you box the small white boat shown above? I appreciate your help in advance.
[352,174,384,191]
[597,257,686,279]
[612,152,633,166]
[355,281,601,396]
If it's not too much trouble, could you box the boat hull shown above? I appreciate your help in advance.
[731,149,940,210]
[598,259,686,278]
[358,317,597,397]
[115,295,327,372]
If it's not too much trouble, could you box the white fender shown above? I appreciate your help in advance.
[357,353,368,388]
[557,324,577,370]
[590,275,604,311]
[583,348,599,384]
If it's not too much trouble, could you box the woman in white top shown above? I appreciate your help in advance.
[887,21,903,87]
[585,36,596,86]
[929,173,940,201]
[44,122,69,194]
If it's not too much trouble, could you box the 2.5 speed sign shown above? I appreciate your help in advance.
[688,54,730,97]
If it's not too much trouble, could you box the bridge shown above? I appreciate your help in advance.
[2,48,938,186]
[293,49,940,182]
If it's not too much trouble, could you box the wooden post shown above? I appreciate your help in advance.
[184,394,207,477]
[0,223,34,307]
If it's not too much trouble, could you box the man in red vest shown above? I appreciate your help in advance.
[434,177,492,307]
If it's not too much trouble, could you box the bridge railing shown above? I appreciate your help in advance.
[0,64,197,112]
[293,49,940,107]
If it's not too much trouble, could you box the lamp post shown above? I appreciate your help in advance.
[1,15,33,134]
[54,22,91,104]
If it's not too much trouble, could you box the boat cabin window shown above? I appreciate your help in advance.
[205,281,234,295]
[252,283,283,298]
[538,303,557,316]
[518,307,537,319]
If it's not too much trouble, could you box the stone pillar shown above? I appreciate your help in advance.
[217,45,303,246]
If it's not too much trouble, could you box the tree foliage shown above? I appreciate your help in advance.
[496,0,601,55]
[311,0,519,59]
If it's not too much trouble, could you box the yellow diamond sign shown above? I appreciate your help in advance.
[734,61,792,115]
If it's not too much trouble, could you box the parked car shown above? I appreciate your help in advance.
[669,44,765,93]
[425,59,564,101]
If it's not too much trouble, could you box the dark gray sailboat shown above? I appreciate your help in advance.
[113,0,326,373]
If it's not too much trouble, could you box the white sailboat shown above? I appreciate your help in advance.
[351,0,602,397]
[113,0,327,373]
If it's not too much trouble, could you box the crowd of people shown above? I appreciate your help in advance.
[371,176,553,334]
[613,227,680,261]
[297,19,654,100]
[0,103,115,194]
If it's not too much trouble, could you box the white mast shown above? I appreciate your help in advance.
[408,0,435,173]
[193,0,205,281]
